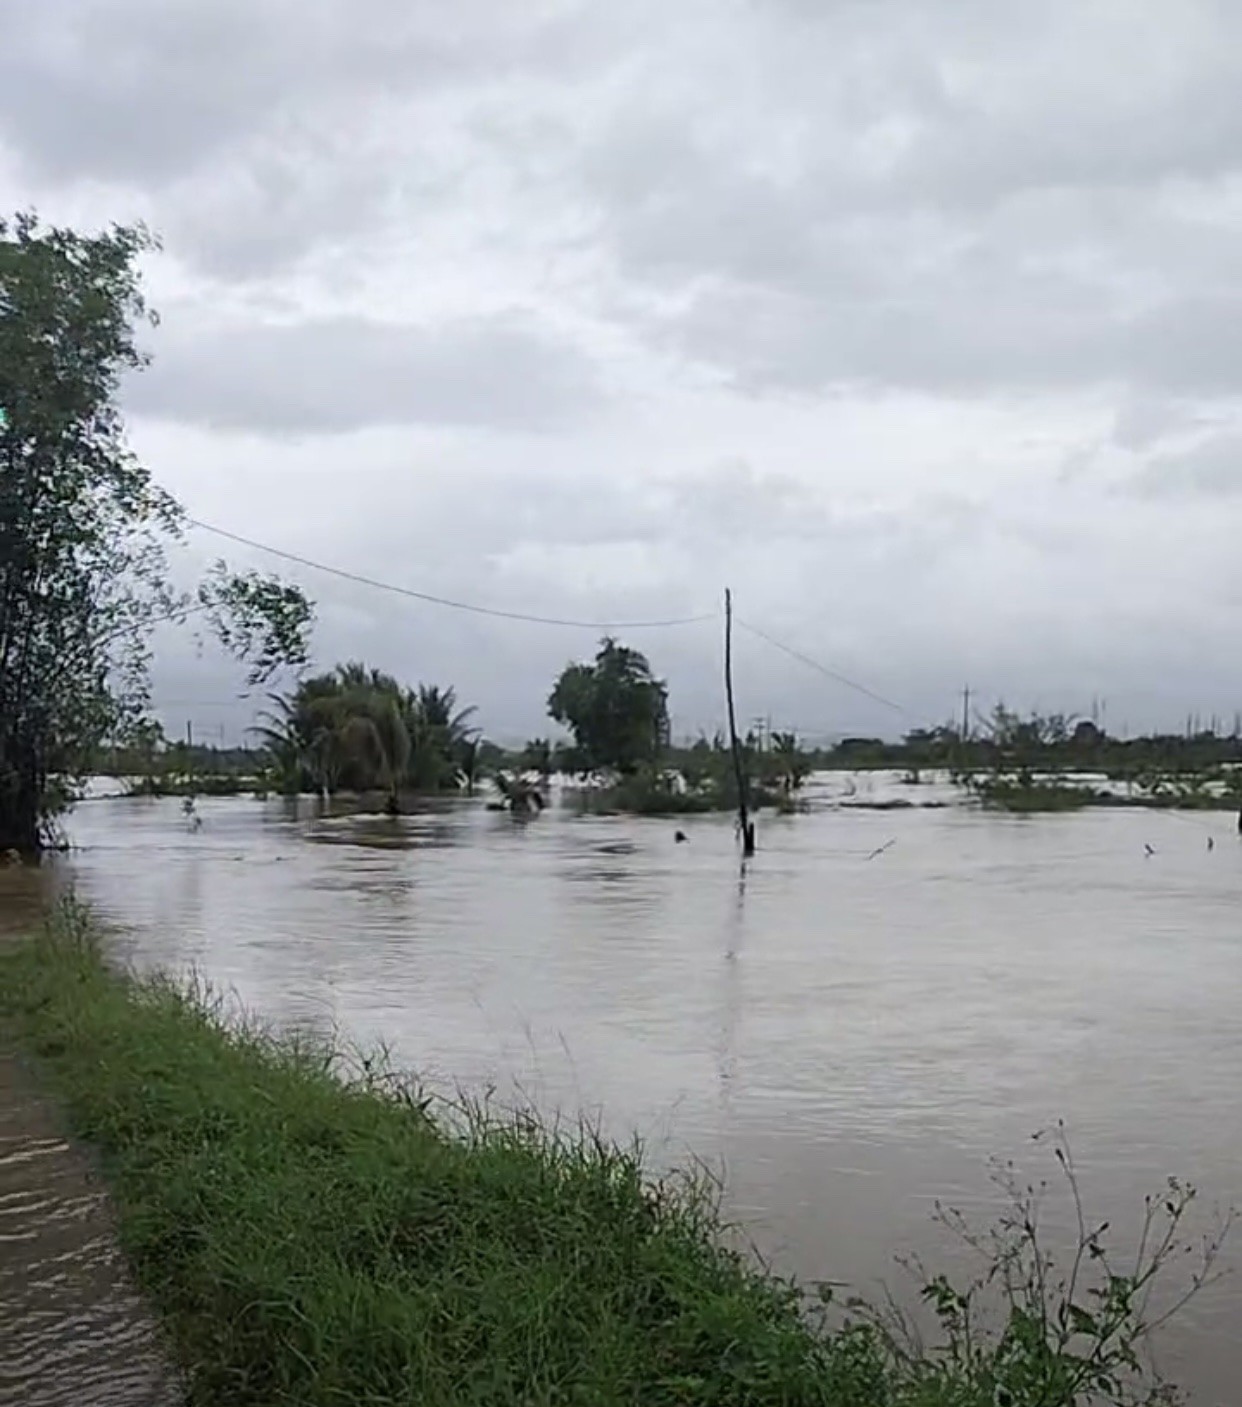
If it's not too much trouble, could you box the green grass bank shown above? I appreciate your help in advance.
[0,908,1203,1406]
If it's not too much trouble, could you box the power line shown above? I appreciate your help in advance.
[734,618,910,716]
[188,519,716,632]
[95,602,210,650]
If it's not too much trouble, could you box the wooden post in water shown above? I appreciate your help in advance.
[724,589,755,856]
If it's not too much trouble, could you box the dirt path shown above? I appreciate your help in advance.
[1,869,180,1407]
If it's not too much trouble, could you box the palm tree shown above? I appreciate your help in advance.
[253,686,347,799]
[252,693,303,794]
[335,688,410,815]
[256,667,480,803]
[405,684,480,791]
[418,684,478,746]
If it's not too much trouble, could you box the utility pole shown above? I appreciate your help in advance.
[961,685,971,741]
[724,589,755,857]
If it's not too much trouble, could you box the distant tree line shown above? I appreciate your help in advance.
[92,647,1242,819]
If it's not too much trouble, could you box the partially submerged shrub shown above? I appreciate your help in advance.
[840,1125,1232,1406]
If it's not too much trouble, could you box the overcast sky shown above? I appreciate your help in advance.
[7,0,1242,744]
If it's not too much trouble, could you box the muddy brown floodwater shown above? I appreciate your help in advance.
[3,771,1241,1404]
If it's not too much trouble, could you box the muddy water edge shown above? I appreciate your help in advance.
[0,863,180,1407]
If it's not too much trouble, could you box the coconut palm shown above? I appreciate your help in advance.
[405,684,479,791]
[335,688,410,815]
[257,666,479,803]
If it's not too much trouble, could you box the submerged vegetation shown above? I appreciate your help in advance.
[254,666,479,810]
[0,904,1225,1407]
[86,677,1242,822]
[88,685,1242,821]
[90,637,815,820]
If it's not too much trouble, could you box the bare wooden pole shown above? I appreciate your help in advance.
[724,589,755,856]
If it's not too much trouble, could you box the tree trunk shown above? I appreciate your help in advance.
[0,757,43,856]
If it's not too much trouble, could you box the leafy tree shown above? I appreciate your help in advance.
[551,739,588,777]
[547,638,669,775]
[0,212,313,854]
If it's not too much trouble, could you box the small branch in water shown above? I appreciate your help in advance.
[865,839,897,861]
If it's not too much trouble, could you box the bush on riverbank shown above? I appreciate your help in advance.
[1,906,1216,1407]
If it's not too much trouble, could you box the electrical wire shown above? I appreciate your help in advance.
[92,602,210,651]
[98,525,911,724]
[734,618,910,715]
[187,519,716,631]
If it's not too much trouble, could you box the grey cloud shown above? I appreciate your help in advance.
[559,3,1242,400]
[651,280,1242,399]
[1112,397,1194,452]
[125,312,604,433]
[1124,436,1242,500]
[0,0,604,188]
[665,459,830,541]
[771,2,1242,205]
[315,458,837,561]
[0,0,335,184]
[890,72,1242,211]
[162,143,409,282]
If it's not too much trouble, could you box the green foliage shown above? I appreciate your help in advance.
[408,683,479,791]
[849,1127,1230,1406]
[548,638,669,775]
[198,562,313,688]
[256,663,479,805]
[0,211,312,853]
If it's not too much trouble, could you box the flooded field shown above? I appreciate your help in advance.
[5,772,1241,1403]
